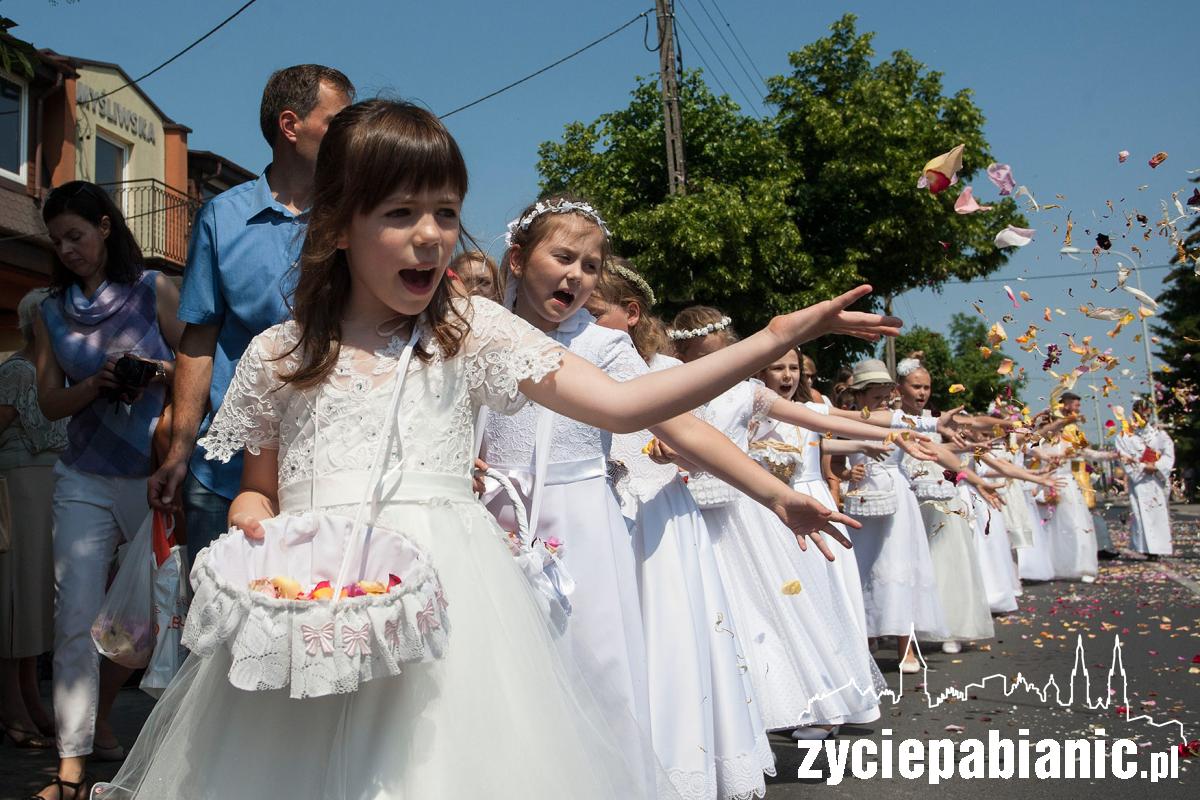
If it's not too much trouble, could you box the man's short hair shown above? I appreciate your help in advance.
[1061,392,1082,403]
[259,64,355,146]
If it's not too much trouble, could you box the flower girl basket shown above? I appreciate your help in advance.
[182,327,450,699]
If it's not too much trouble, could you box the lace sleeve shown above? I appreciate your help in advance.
[750,380,778,426]
[463,297,565,415]
[198,326,292,463]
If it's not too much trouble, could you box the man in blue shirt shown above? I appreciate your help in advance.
[149,64,353,561]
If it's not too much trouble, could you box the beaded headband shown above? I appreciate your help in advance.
[608,261,656,307]
[504,199,610,248]
[669,316,732,342]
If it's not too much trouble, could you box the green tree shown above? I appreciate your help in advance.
[537,14,1024,376]
[1152,175,1200,463]
[891,314,1025,412]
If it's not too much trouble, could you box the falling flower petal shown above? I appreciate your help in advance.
[995,225,1036,248]
[987,322,1008,346]
[1148,151,1168,168]
[948,384,966,394]
[954,186,993,214]
[919,144,965,194]
[1096,233,1112,250]
[986,163,1015,196]
[1122,285,1159,310]
[1043,307,1052,322]
[781,580,803,595]
[1019,290,1032,302]
[1116,265,1131,287]
[1081,304,1131,321]
[1004,285,1019,308]
[997,358,1015,375]
[1118,150,1130,163]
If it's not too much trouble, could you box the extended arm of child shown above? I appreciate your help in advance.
[228,447,280,540]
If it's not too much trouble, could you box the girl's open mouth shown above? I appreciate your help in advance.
[399,268,436,293]
[551,290,575,308]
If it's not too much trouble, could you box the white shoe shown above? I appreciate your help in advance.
[899,658,921,674]
[1081,574,1096,583]
[941,641,962,654]
[792,725,839,741]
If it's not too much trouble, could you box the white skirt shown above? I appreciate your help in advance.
[967,488,1019,613]
[790,477,869,640]
[1043,479,1099,581]
[847,480,948,641]
[1000,480,1035,550]
[919,498,994,641]
[633,478,774,800]
[1017,490,1056,582]
[95,488,669,799]
[703,495,883,729]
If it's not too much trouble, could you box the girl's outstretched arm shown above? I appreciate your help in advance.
[228,447,280,540]
[651,414,855,559]
[520,286,901,434]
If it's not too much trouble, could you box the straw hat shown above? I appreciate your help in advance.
[848,358,895,389]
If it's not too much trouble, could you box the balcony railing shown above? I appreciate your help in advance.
[95,179,200,270]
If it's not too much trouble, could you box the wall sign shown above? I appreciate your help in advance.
[76,83,157,144]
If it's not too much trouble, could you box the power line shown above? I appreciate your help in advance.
[939,263,1174,286]
[76,0,262,108]
[672,15,733,101]
[693,0,767,103]
[675,1,762,116]
[440,9,654,119]
[709,0,769,90]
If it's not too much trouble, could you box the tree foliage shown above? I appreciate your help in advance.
[537,14,1025,375]
[1152,175,1200,464]
[892,313,1026,412]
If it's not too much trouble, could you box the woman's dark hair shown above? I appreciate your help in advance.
[42,181,144,293]
[284,99,471,389]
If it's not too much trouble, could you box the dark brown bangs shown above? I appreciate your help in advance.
[330,100,468,218]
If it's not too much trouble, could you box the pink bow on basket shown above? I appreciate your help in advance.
[416,599,441,635]
[383,620,400,648]
[301,622,335,656]
[342,624,371,657]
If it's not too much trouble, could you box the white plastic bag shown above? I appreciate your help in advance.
[140,514,189,697]
[91,511,159,668]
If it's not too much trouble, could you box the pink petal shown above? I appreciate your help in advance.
[1118,150,1130,163]
[954,186,993,214]
[994,225,1036,248]
[986,163,1015,196]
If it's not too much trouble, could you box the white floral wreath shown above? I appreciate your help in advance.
[669,316,732,342]
[608,261,656,307]
[504,199,610,248]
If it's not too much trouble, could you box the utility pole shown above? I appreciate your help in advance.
[884,294,896,376]
[1134,266,1159,423]
[655,0,687,195]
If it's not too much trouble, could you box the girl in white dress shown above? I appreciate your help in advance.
[587,263,773,800]
[481,198,881,795]
[1114,400,1175,557]
[94,100,903,800]
[668,313,940,734]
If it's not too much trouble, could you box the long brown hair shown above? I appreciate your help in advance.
[593,257,668,363]
[284,99,471,389]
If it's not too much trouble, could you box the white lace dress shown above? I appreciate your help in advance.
[610,353,773,800]
[94,297,672,800]
[480,308,654,789]
[697,382,884,729]
[845,445,948,641]
[898,437,993,643]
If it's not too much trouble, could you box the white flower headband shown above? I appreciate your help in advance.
[504,199,611,248]
[608,261,656,307]
[669,316,732,342]
[896,357,923,378]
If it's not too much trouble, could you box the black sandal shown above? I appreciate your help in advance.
[27,775,90,800]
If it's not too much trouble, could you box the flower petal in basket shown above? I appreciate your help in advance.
[182,513,450,699]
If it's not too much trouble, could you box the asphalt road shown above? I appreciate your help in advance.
[3,502,1198,799]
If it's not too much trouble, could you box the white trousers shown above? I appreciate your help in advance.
[50,462,148,758]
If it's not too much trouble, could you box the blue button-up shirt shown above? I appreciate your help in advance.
[179,169,304,499]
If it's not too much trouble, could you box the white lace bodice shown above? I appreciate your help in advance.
[482,309,646,468]
[199,297,564,499]
[610,352,683,501]
[695,380,776,451]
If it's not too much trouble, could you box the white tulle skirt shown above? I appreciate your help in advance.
[94,491,670,800]
[632,478,774,800]
[847,480,948,641]
[703,495,883,730]
[1018,490,1056,582]
[1043,477,1099,581]
[966,487,1019,613]
[790,477,869,640]
[919,498,994,642]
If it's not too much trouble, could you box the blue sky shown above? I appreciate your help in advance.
[12,0,1199,429]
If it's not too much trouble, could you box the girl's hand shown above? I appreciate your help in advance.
[768,285,903,346]
[473,458,490,495]
[84,355,122,398]
[976,484,1005,510]
[231,512,265,541]
[769,490,857,561]
[896,435,940,462]
[844,463,868,483]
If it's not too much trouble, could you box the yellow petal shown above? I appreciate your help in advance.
[948,383,966,394]
[781,580,803,595]
[922,144,965,180]
[1019,291,1032,302]
[978,346,992,358]
[997,358,1014,375]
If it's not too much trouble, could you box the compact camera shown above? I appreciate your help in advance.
[103,355,160,402]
